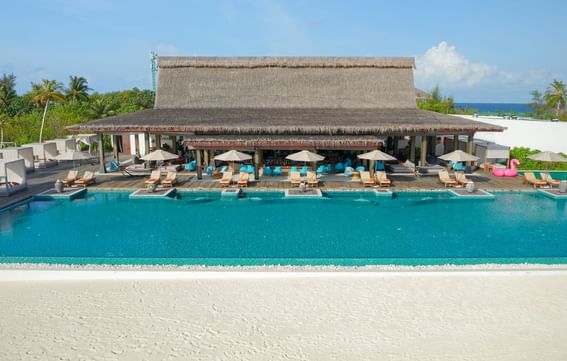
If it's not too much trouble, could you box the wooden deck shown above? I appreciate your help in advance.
[91,171,529,191]
[0,167,534,210]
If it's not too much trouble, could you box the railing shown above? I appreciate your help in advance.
[0,142,16,149]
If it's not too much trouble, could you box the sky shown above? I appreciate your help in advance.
[2,0,566,103]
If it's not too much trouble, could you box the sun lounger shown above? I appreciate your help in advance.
[237,172,249,187]
[220,171,233,188]
[541,172,561,187]
[161,172,177,188]
[360,171,375,187]
[62,170,78,187]
[307,171,319,187]
[144,170,161,185]
[74,171,96,188]
[375,171,392,187]
[438,170,457,187]
[524,172,546,188]
[290,171,301,187]
[455,171,473,185]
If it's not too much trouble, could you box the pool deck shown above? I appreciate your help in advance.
[0,162,559,209]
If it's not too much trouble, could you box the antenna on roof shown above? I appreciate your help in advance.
[150,51,158,94]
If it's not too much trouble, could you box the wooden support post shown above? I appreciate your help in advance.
[453,134,459,151]
[393,136,399,157]
[170,135,177,154]
[203,149,209,167]
[144,132,150,155]
[254,149,260,179]
[420,136,427,166]
[97,133,106,174]
[467,134,474,166]
[155,134,161,149]
[369,160,375,177]
[196,150,202,179]
[409,136,416,163]
[134,133,140,156]
[112,134,119,161]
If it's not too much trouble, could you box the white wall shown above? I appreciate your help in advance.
[460,115,567,153]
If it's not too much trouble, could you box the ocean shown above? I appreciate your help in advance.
[455,103,531,115]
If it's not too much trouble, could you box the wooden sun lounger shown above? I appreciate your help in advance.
[375,171,392,187]
[74,171,96,188]
[62,170,79,187]
[438,170,457,187]
[237,172,249,187]
[524,172,546,188]
[307,171,319,187]
[455,171,473,185]
[161,171,177,188]
[360,171,375,187]
[220,171,233,188]
[541,172,561,187]
[144,170,161,185]
[290,172,301,187]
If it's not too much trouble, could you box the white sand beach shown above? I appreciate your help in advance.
[1,267,567,361]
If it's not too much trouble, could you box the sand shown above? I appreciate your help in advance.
[1,268,567,361]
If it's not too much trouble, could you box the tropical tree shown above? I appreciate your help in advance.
[66,76,91,102]
[87,98,119,119]
[0,73,17,109]
[544,79,566,119]
[30,79,65,142]
[0,113,8,146]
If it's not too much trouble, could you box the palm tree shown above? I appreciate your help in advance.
[0,113,8,147]
[0,73,17,108]
[31,79,65,142]
[87,98,118,119]
[66,76,91,102]
[544,80,567,119]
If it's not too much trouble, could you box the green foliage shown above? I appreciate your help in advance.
[0,72,155,145]
[0,73,17,110]
[510,147,567,171]
[66,76,91,102]
[416,86,457,114]
[544,79,566,119]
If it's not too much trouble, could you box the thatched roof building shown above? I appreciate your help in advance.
[69,56,504,174]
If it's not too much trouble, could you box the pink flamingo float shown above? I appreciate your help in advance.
[492,159,520,177]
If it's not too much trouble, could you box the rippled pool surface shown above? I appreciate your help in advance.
[1,191,566,265]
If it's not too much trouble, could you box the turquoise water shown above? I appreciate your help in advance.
[455,102,531,115]
[1,191,566,265]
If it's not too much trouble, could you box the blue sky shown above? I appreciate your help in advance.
[2,0,566,102]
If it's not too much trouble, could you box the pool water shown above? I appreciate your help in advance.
[1,191,566,265]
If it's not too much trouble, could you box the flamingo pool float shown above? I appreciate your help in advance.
[492,159,519,177]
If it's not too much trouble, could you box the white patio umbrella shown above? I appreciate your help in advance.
[357,149,397,175]
[528,151,567,163]
[214,150,253,173]
[286,150,325,176]
[286,150,325,162]
[54,151,94,168]
[140,149,179,161]
[214,150,252,162]
[439,150,479,163]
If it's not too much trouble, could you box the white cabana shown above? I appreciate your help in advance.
[54,138,76,154]
[23,142,58,168]
[0,146,35,172]
[0,159,27,196]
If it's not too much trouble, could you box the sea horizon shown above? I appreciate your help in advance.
[455,102,531,115]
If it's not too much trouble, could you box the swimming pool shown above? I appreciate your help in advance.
[1,191,566,265]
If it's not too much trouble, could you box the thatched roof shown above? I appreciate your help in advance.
[184,135,384,150]
[68,108,504,136]
[156,56,418,109]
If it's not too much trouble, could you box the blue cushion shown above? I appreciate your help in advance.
[273,166,282,176]
[240,165,247,172]
[376,161,385,171]
[247,165,255,173]
[290,166,298,173]
[344,166,354,177]
[185,160,196,171]
[300,166,308,175]
[263,166,272,175]
[335,162,345,171]
[355,166,365,172]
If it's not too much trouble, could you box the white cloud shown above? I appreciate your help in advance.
[415,41,554,93]
[415,41,494,88]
